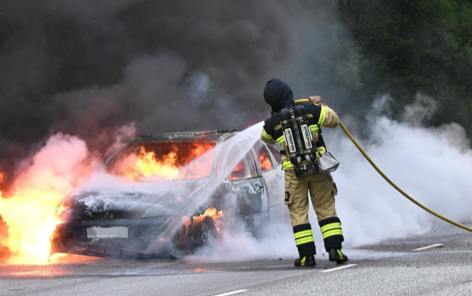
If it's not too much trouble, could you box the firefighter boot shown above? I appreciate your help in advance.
[294,254,316,267]
[328,248,348,264]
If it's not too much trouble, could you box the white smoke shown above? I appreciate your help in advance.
[0,133,96,263]
[71,122,269,250]
[187,222,297,262]
[187,72,211,107]
[104,123,137,156]
[14,95,467,263]
[332,95,472,246]
[189,94,472,261]
[12,133,94,192]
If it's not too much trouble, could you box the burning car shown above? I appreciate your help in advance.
[51,130,286,259]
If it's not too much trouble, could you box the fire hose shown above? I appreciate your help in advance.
[339,120,472,233]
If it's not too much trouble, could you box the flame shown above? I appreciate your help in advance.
[199,207,224,221]
[177,207,224,247]
[0,175,92,264]
[131,147,180,179]
[228,161,245,180]
[193,207,224,231]
[0,172,5,186]
[0,188,65,263]
[0,134,93,264]
[258,153,273,171]
[112,141,216,180]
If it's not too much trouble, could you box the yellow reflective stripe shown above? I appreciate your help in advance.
[296,236,315,245]
[322,229,343,239]
[301,257,306,266]
[282,161,294,170]
[279,134,293,170]
[276,135,285,146]
[337,250,343,260]
[294,230,313,239]
[262,128,274,141]
[282,162,293,170]
[318,105,327,125]
[310,124,319,134]
[295,98,311,104]
[320,222,342,233]
[318,147,326,154]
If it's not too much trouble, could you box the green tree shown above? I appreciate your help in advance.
[338,0,472,136]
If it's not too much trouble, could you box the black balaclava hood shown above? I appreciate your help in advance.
[263,79,294,113]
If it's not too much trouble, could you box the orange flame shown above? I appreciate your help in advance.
[193,207,224,231]
[0,172,5,187]
[129,147,180,179]
[258,153,273,171]
[177,207,224,247]
[0,188,64,263]
[111,142,216,180]
[0,135,94,264]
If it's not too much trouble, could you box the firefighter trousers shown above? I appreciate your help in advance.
[284,169,344,257]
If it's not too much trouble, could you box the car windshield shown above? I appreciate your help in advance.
[106,141,217,180]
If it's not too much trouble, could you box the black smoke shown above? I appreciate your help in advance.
[0,0,298,179]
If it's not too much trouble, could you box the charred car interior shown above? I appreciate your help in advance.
[51,130,285,259]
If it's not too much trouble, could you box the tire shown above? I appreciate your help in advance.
[190,216,217,248]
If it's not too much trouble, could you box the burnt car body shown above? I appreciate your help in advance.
[51,130,286,259]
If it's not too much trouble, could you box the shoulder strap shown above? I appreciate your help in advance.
[294,98,311,104]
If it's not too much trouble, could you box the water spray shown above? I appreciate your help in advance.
[339,120,472,233]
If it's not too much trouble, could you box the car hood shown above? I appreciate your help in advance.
[62,177,214,220]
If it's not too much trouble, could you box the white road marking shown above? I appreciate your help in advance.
[320,264,357,273]
[212,289,248,296]
[412,243,444,251]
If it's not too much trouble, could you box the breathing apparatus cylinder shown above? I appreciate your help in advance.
[293,105,317,163]
[280,105,319,178]
[279,108,301,166]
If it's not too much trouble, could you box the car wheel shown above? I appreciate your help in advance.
[191,216,217,248]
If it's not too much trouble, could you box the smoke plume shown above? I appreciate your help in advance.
[1,0,471,262]
[0,133,96,263]
[189,95,472,261]
[329,95,472,246]
[0,0,296,179]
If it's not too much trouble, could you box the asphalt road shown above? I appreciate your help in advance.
[1,223,472,296]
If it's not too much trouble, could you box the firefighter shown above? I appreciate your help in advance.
[260,79,348,267]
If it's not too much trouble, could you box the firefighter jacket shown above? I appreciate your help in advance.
[261,99,339,170]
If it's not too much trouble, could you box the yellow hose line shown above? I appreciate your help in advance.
[338,120,472,233]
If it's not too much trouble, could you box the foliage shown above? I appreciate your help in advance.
[337,0,472,136]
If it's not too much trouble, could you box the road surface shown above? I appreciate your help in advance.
[1,223,471,296]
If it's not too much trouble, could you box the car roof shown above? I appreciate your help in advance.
[128,130,240,143]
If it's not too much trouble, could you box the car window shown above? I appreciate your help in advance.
[267,144,282,165]
[225,145,258,180]
[245,149,258,177]
[253,141,275,171]
[106,141,217,180]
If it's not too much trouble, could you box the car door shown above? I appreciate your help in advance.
[253,141,284,211]
[221,141,269,216]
